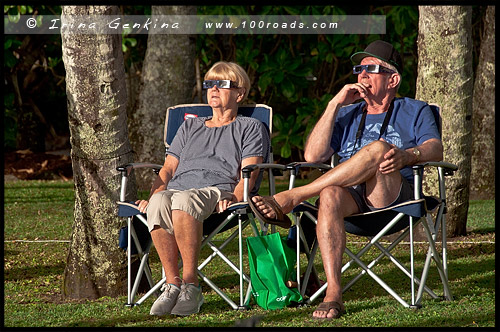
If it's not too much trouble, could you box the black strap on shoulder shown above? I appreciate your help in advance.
[355,98,394,143]
[378,98,394,139]
[355,108,368,143]
[350,99,395,158]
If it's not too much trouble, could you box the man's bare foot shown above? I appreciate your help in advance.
[248,195,292,228]
[312,299,345,320]
[250,192,295,219]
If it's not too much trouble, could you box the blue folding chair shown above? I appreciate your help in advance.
[288,104,457,308]
[116,103,286,309]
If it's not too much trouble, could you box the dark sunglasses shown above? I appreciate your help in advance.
[203,80,240,89]
[353,64,396,75]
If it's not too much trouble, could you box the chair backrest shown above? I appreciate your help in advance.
[163,103,273,196]
[428,104,442,137]
[164,103,273,150]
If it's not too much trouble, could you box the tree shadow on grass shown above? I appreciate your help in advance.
[5,261,65,281]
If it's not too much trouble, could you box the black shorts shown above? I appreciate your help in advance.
[347,176,414,214]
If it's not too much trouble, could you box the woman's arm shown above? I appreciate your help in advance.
[215,156,262,212]
[136,154,179,213]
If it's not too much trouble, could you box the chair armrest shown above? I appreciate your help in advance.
[286,162,332,176]
[241,163,287,202]
[412,161,458,201]
[116,163,163,202]
[242,163,287,179]
[116,162,163,176]
[285,162,332,190]
[412,161,458,176]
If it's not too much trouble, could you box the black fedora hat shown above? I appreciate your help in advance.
[351,40,403,73]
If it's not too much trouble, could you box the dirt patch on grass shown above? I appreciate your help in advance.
[4,150,73,181]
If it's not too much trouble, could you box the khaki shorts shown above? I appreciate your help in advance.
[146,187,233,234]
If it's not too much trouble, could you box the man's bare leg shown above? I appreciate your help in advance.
[312,186,358,319]
[250,140,404,318]
[251,140,393,217]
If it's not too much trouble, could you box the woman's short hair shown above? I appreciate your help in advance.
[205,61,251,101]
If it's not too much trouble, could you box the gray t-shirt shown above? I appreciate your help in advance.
[166,115,270,192]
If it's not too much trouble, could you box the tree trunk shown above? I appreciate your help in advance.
[470,6,495,200]
[129,5,196,190]
[415,6,473,237]
[61,5,136,299]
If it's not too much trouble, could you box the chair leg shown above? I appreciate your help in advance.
[372,241,438,299]
[430,195,453,301]
[197,270,239,310]
[306,214,429,308]
[295,215,301,296]
[196,215,251,310]
[135,278,165,306]
[345,225,438,300]
[417,214,453,302]
[409,216,419,308]
[126,217,133,306]
[142,256,156,289]
[130,253,148,301]
[441,211,453,301]
[200,220,250,272]
[300,236,320,297]
[294,212,322,299]
[346,247,413,308]
[238,213,245,308]
[298,200,454,308]
[195,211,252,310]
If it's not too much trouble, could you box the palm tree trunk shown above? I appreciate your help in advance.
[61,5,136,299]
[129,5,196,190]
[471,6,495,200]
[416,6,473,237]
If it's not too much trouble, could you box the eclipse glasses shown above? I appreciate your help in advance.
[352,64,396,75]
[203,80,240,89]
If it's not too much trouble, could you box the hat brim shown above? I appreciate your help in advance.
[351,51,401,73]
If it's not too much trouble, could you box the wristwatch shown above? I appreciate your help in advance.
[412,147,421,163]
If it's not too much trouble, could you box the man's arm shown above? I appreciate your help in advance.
[303,100,338,163]
[304,82,371,163]
[379,138,443,175]
[405,138,443,164]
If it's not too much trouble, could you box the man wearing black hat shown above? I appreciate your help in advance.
[249,40,443,319]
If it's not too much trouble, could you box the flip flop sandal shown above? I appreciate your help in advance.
[313,301,346,320]
[248,196,292,229]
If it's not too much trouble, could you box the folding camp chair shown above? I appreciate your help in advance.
[116,103,286,310]
[288,104,457,308]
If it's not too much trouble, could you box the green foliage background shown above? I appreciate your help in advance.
[195,6,421,161]
[4,5,485,161]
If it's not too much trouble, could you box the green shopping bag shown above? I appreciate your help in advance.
[246,232,303,310]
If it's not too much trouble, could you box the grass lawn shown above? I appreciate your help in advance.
[3,179,495,328]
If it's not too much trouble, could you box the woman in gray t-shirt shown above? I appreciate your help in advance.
[135,61,269,317]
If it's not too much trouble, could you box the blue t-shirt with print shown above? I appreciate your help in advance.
[330,97,440,182]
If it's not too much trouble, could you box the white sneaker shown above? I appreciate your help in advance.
[170,282,204,316]
[149,283,181,316]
